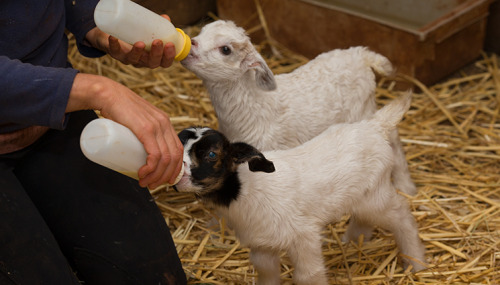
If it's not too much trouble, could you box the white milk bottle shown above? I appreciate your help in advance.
[80,118,184,186]
[94,0,191,60]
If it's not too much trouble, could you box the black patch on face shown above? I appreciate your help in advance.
[198,172,241,207]
[181,129,241,207]
[190,130,228,180]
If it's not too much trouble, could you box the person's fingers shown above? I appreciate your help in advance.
[143,132,172,187]
[136,115,182,188]
[146,40,164,68]
[168,128,185,184]
[145,138,175,189]
[108,36,122,57]
[160,14,171,21]
[134,120,162,187]
[153,124,183,187]
[126,42,146,65]
[106,34,175,68]
[160,42,176,68]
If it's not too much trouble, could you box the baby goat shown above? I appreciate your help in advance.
[181,20,417,196]
[174,94,426,284]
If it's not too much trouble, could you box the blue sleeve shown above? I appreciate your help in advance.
[65,0,105,58]
[0,56,77,130]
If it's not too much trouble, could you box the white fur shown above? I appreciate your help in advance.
[176,95,426,284]
[181,20,416,195]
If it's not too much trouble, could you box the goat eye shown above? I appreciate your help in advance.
[208,151,217,161]
[219,46,231,55]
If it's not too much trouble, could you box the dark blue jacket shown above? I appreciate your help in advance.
[0,0,103,133]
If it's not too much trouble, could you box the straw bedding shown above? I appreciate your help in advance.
[68,22,499,284]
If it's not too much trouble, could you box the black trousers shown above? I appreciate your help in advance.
[0,111,186,285]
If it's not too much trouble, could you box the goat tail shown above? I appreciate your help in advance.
[361,48,394,76]
[373,92,412,136]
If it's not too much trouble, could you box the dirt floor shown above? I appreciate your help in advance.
[68,23,499,284]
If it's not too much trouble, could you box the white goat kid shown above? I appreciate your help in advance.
[174,94,426,285]
[181,20,417,196]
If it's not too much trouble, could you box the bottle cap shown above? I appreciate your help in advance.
[174,28,191,61]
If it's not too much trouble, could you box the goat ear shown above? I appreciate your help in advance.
[230,142,275,173]
[244,51,277,91]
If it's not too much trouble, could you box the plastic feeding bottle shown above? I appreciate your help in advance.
[80,118,184,186]
[94,0,191,61]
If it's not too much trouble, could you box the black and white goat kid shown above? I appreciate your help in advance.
[174,94,426,285]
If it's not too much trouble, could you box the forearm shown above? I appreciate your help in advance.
[66,73,110,113]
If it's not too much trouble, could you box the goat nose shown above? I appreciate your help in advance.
[191,39,198,47]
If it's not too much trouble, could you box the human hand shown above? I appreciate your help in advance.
[87,15,176,69]
[68,74,183,189]
[107,37,176,69]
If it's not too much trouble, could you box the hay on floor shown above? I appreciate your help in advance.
[68,22,499,284]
